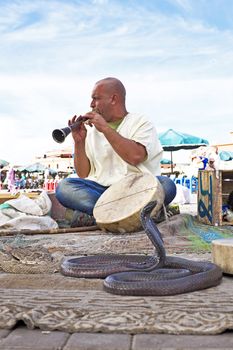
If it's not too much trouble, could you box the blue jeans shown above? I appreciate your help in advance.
[55,176,176,215]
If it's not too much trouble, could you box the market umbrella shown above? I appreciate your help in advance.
[19,162,57,174]
[219,151,233,161]
[0,159,9,167]
[160,158,172,164]
[159,128,209,172]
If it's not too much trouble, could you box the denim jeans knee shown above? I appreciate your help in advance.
[55,177,108,215]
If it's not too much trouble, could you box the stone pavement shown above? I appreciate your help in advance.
[1,326,233,350]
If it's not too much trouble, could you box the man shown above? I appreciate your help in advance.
[56,77,176,227]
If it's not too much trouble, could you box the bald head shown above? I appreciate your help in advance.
[95,77,126,103]
[90,77,128,122]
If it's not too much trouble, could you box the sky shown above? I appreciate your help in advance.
[0,0,233,166]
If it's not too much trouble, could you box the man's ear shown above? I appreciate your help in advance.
[111,94,118,105]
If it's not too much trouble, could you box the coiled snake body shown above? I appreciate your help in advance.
[60,201,222,295]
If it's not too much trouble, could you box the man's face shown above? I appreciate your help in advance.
[90,83,114,122]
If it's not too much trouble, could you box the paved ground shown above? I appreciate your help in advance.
[1,326,233,350]
[1,201,233,350]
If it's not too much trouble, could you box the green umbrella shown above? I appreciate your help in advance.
[20,162,57,174]
[0,159,9,167]
[160,158,172,164]
[219,151,233,161]
[159,129,209,172]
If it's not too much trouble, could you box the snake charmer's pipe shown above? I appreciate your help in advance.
[52,116,89,143]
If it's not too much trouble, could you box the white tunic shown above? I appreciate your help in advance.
[85,113,163,186]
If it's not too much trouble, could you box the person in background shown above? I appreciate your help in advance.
[7,166,16,193]
[56,77,176,227]
[0,165,3,190]
[206,146,219,170]
[19,173,26,189]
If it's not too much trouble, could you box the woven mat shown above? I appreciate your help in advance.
[0,272,233,334]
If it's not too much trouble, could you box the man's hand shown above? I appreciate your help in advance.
[84,111,109,133]
[69,115,88,143]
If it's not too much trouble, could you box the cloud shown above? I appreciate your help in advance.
[0,0,233,164]
[1,1,232,77]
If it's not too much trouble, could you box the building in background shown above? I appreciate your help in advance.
[215,131,233,153]
[35,147,74,173]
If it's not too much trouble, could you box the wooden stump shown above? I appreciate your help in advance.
[212,238,233,274]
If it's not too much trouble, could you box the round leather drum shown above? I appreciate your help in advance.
[93,173,165,233]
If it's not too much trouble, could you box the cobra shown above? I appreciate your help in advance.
[60,201,223,296]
